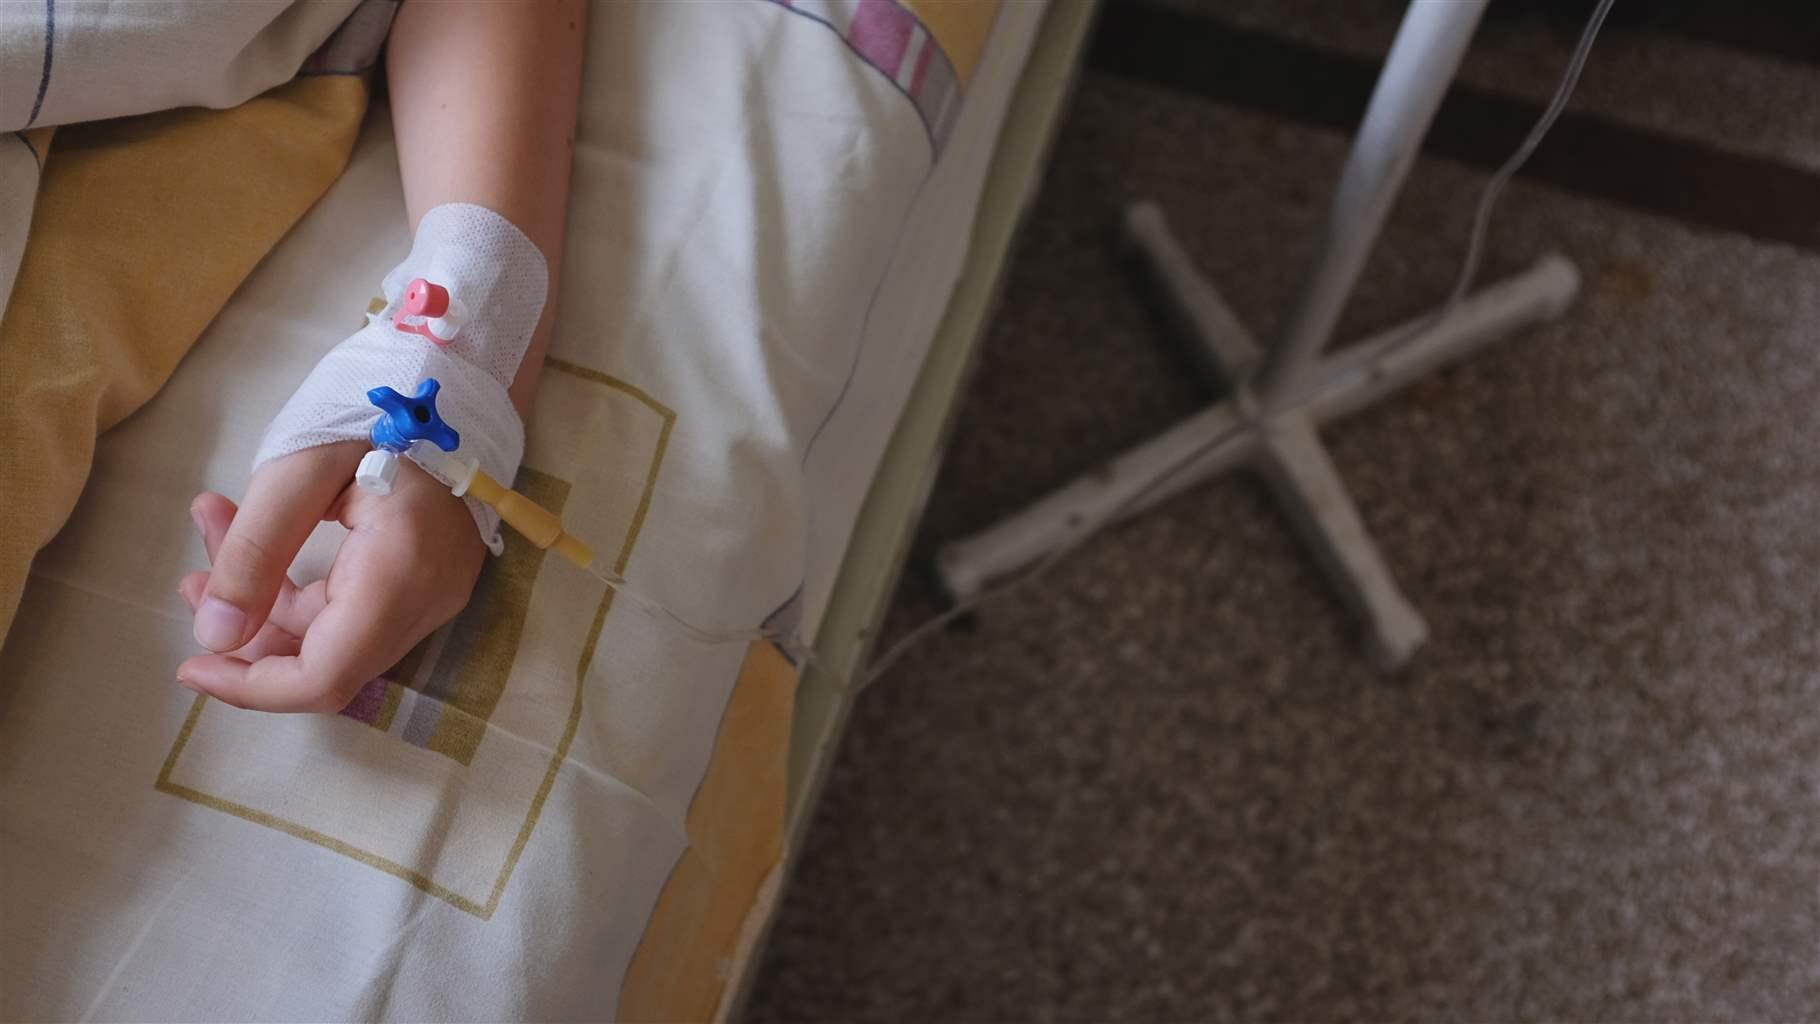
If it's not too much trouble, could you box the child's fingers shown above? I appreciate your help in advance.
[177,620,299,674]
[178,571,315,665]
[182,570,327,637]
[178,583,401,713]
[175,654,314,710]
[187,496,332,639]
[284,580,331,635]
[178,570,208,611]
[193,445,360,654]
[190,491,235,558]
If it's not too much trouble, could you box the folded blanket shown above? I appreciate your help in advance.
[0,1,367,133]
[0,1,393,644]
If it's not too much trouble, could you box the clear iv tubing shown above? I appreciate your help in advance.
[573,410,1242,689]
[582,562,814,662]
[556,0,1616,691]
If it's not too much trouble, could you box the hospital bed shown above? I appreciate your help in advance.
[731,1,1101,1013]
[0,0,1096,1018]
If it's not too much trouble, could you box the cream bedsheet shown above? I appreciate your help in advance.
[0,1,1047,1018]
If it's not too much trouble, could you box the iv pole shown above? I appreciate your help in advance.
[936,0,1580,669]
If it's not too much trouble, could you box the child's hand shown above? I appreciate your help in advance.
[176,441,485,712]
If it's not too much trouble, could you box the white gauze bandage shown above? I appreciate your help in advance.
[254,203,548,554]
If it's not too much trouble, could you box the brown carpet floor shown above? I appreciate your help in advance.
[748,1,1820,1019]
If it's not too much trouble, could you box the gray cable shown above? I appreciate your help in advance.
[1447,0,1617,309]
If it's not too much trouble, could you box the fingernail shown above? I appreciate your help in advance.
[176,675,200,693]
[193,597,246,652]
[190,505,205,538]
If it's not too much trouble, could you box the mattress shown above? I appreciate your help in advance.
[0,1,1048,1019]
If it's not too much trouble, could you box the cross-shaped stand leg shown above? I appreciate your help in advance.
[935,0,1581,669]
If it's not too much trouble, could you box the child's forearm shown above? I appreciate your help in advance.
[386,0,587,417]
[176,4,587,708]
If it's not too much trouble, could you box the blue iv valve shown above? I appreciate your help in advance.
[367,378,460,454]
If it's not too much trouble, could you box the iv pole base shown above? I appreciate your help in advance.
[936,204,1578,670]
